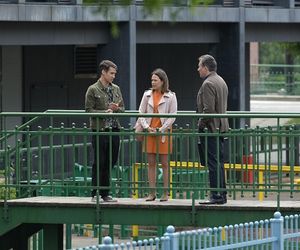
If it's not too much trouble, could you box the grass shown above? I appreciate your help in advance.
[285,118,300,125]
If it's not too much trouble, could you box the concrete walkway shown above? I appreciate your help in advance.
[250,97,300,127]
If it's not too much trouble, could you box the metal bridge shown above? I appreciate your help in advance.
[1,111,300,249]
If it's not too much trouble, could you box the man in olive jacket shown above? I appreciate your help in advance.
[197,54,229,205]
[85,60,125,202]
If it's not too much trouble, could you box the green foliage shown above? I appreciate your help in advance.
[83,0,214,37]
[285,118,300,125]
[0,171,16,200]
[280,43,300,56]
[259,42,285,64]
[259,42,300,65]
[0,187,16,200]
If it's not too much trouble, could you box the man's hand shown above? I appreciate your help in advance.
[108,103,119,111]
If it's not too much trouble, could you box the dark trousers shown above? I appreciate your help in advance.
[198,130,227,199]
[91,128,120,198]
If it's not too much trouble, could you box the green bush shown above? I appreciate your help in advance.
[0,170,16,200]
[0,187,16,200]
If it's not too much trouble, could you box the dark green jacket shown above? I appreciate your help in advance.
[85,80,125,129]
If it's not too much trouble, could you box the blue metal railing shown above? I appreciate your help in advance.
[71,212,300,250]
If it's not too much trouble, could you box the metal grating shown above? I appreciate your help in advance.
[74,46,97,78]
[0,0,18,3]
[57,0,75,4]
[223,0,235,7]
[252,0,274,6]
[244,0,252,6]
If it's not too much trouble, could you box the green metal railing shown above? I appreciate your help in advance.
[1,111,300,207]
[251,64,300,95]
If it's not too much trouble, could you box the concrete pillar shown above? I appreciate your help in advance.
[100,19,136,111]
[0,223,42,250]
[43,224,64,250]
[129,5,137,111]
[0,46,2,117]
[216,4,247,114]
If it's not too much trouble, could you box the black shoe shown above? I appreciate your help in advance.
[102,196,117,202]
[199,197,227,205]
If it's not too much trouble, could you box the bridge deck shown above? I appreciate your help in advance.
[4,196,300,211]
[1,197,300,232]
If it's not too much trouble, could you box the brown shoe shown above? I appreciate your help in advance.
[159,193,168,202]
[145,193,156,201]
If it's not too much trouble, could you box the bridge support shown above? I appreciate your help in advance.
[0,223,63,250]
[43,224,64,250]
[0,223,42,250]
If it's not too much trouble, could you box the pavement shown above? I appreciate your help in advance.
[68,235,99,249]
[250,96,300,127]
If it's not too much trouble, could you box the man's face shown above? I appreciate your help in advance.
[102,67,117,84]
[197,60,208,79]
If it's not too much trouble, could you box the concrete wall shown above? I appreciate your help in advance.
[1,46,23,145]
[2,46,22,112]
[23,45,93,112]
[136,44,213,112]
[1,4,300,118]
[23,44,214,113]
[0,22,109,45]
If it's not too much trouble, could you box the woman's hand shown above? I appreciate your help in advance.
[147,127,157,133]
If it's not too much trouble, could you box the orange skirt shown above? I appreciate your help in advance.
[143,134,172,154]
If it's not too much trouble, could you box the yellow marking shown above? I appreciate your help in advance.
[132,225,139,237]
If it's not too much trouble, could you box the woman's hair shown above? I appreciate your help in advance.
[151,68,169,93]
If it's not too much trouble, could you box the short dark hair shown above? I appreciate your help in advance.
[198,54,217,72]
[151,68,169,93]
[99,60,117,74]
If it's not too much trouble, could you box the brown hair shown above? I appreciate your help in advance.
[99,60,117,74]
[151,68,169,93]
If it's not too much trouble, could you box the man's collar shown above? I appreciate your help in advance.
[98,79,112,90]
[203,71,216,81]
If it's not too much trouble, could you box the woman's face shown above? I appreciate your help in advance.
[151,74,163,91]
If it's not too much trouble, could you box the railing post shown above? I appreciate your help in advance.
[271,212,284,250]
[164,225,179,250]
[99,236,114,250]
[294,125,300,166]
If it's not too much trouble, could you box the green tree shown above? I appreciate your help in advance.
[260,42,300,94]
[84,0,214,36]
[259,42,300,65]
